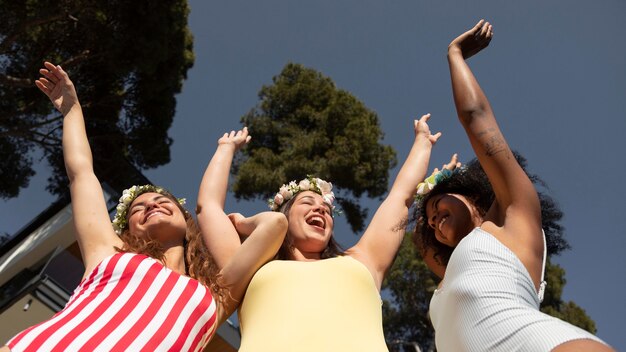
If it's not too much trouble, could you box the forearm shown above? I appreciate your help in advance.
[197,144,236,210]
[62,104,94,181]
[447,47,493,123]
[389,138,433,206]
[234,212,284,236]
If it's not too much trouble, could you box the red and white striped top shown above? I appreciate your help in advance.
[7,252,217,352]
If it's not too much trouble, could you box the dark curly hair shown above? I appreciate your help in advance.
[276,191,344,260]
[413,152,569,266]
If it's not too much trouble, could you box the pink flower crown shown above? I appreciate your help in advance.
[268,175,336,212]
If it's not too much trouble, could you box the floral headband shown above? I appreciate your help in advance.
[268,175,336,212]
[415,168,456,203]
[112,184,186,235]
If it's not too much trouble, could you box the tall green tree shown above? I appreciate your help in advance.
[383,233,438,352]
[0,0,194,199]
[233,63,397,233]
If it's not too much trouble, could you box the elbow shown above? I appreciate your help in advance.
[262,212,289,241]
[65,158,94,182]
[269,212,289,233]
[457,105,490,124]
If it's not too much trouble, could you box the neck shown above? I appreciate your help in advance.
[162,242,186,275]
[290,247,322,261]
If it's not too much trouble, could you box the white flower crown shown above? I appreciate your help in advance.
[268,175,336,212]
[111,184,186,235]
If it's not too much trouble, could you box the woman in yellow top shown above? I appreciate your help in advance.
[197,114,441,351]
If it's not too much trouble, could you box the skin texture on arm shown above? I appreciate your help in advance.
[447,20,543,282]
[36,62,122,276]
[196,129,250,270]
[196,129,287,323]
[215,212,287,323]
[349,114,441,290]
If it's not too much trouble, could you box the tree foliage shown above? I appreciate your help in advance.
[383,233,438,352]
[233,63,397,233]
[540,259,597,333]
[0,0,194,199]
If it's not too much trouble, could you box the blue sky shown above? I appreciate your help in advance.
[2,0,625,349]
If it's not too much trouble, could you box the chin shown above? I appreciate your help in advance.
[148,223,187,239]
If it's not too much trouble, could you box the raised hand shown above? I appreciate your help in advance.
[227,212,256,240]
[448,19,493,60]
[35,61,79,115]
[430,153,462,175]
[414,113,442,145]
[218,127,251,151]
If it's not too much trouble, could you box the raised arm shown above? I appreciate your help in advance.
[196,129,250,269]
[36,62,121,274]
[447,22,541,244]
[349,114,441,289]
[215,212,287,323]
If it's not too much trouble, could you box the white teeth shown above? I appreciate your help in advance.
[307,216,325,228]
[438,217,447,231]
[147,211,165,220]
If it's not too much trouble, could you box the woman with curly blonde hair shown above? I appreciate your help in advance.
[2,62,287,352]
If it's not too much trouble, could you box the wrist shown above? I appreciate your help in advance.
[447,45,462,57]
[216,143,237,153]
[415,133,434,145]
[62,103,82,117]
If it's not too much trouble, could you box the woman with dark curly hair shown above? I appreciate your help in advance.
[2,62,287,352]
[413,20,612,351]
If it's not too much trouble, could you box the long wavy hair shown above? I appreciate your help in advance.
[413,152,569,266]
[276,192,344,260]
[115,190,223,298]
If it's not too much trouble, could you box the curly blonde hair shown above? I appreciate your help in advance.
[114,190,223,298]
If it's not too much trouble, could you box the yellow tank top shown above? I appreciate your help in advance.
[238,256,389,351]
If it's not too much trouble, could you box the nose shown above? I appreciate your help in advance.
[144,199,159,211]
[312,203,328,215]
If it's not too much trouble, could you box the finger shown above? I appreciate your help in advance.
[450,153,459,166]
[222,133,229,139]
[43,62,63,81]
[39,68,58,84]
[229,130,235,138]
[420,113,432,122]
[472,19,485,35]
[480,22,490,37]
[444,153,459,170]
[51,65,65,81]
[35,80,51,94]
[43,61,57,71]
[431,131,442,142]
[245,135,252,144]
[38,77,55,91]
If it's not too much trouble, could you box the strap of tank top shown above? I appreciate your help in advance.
[537,229,547,302]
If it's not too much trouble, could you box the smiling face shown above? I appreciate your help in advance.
[126,192,187,244]
[286,191,335,255]
[425,193,481,247]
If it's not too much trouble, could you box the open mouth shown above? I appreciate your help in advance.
[306,215,326,230]
[438,216,448,232]
[144,210,167,223]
